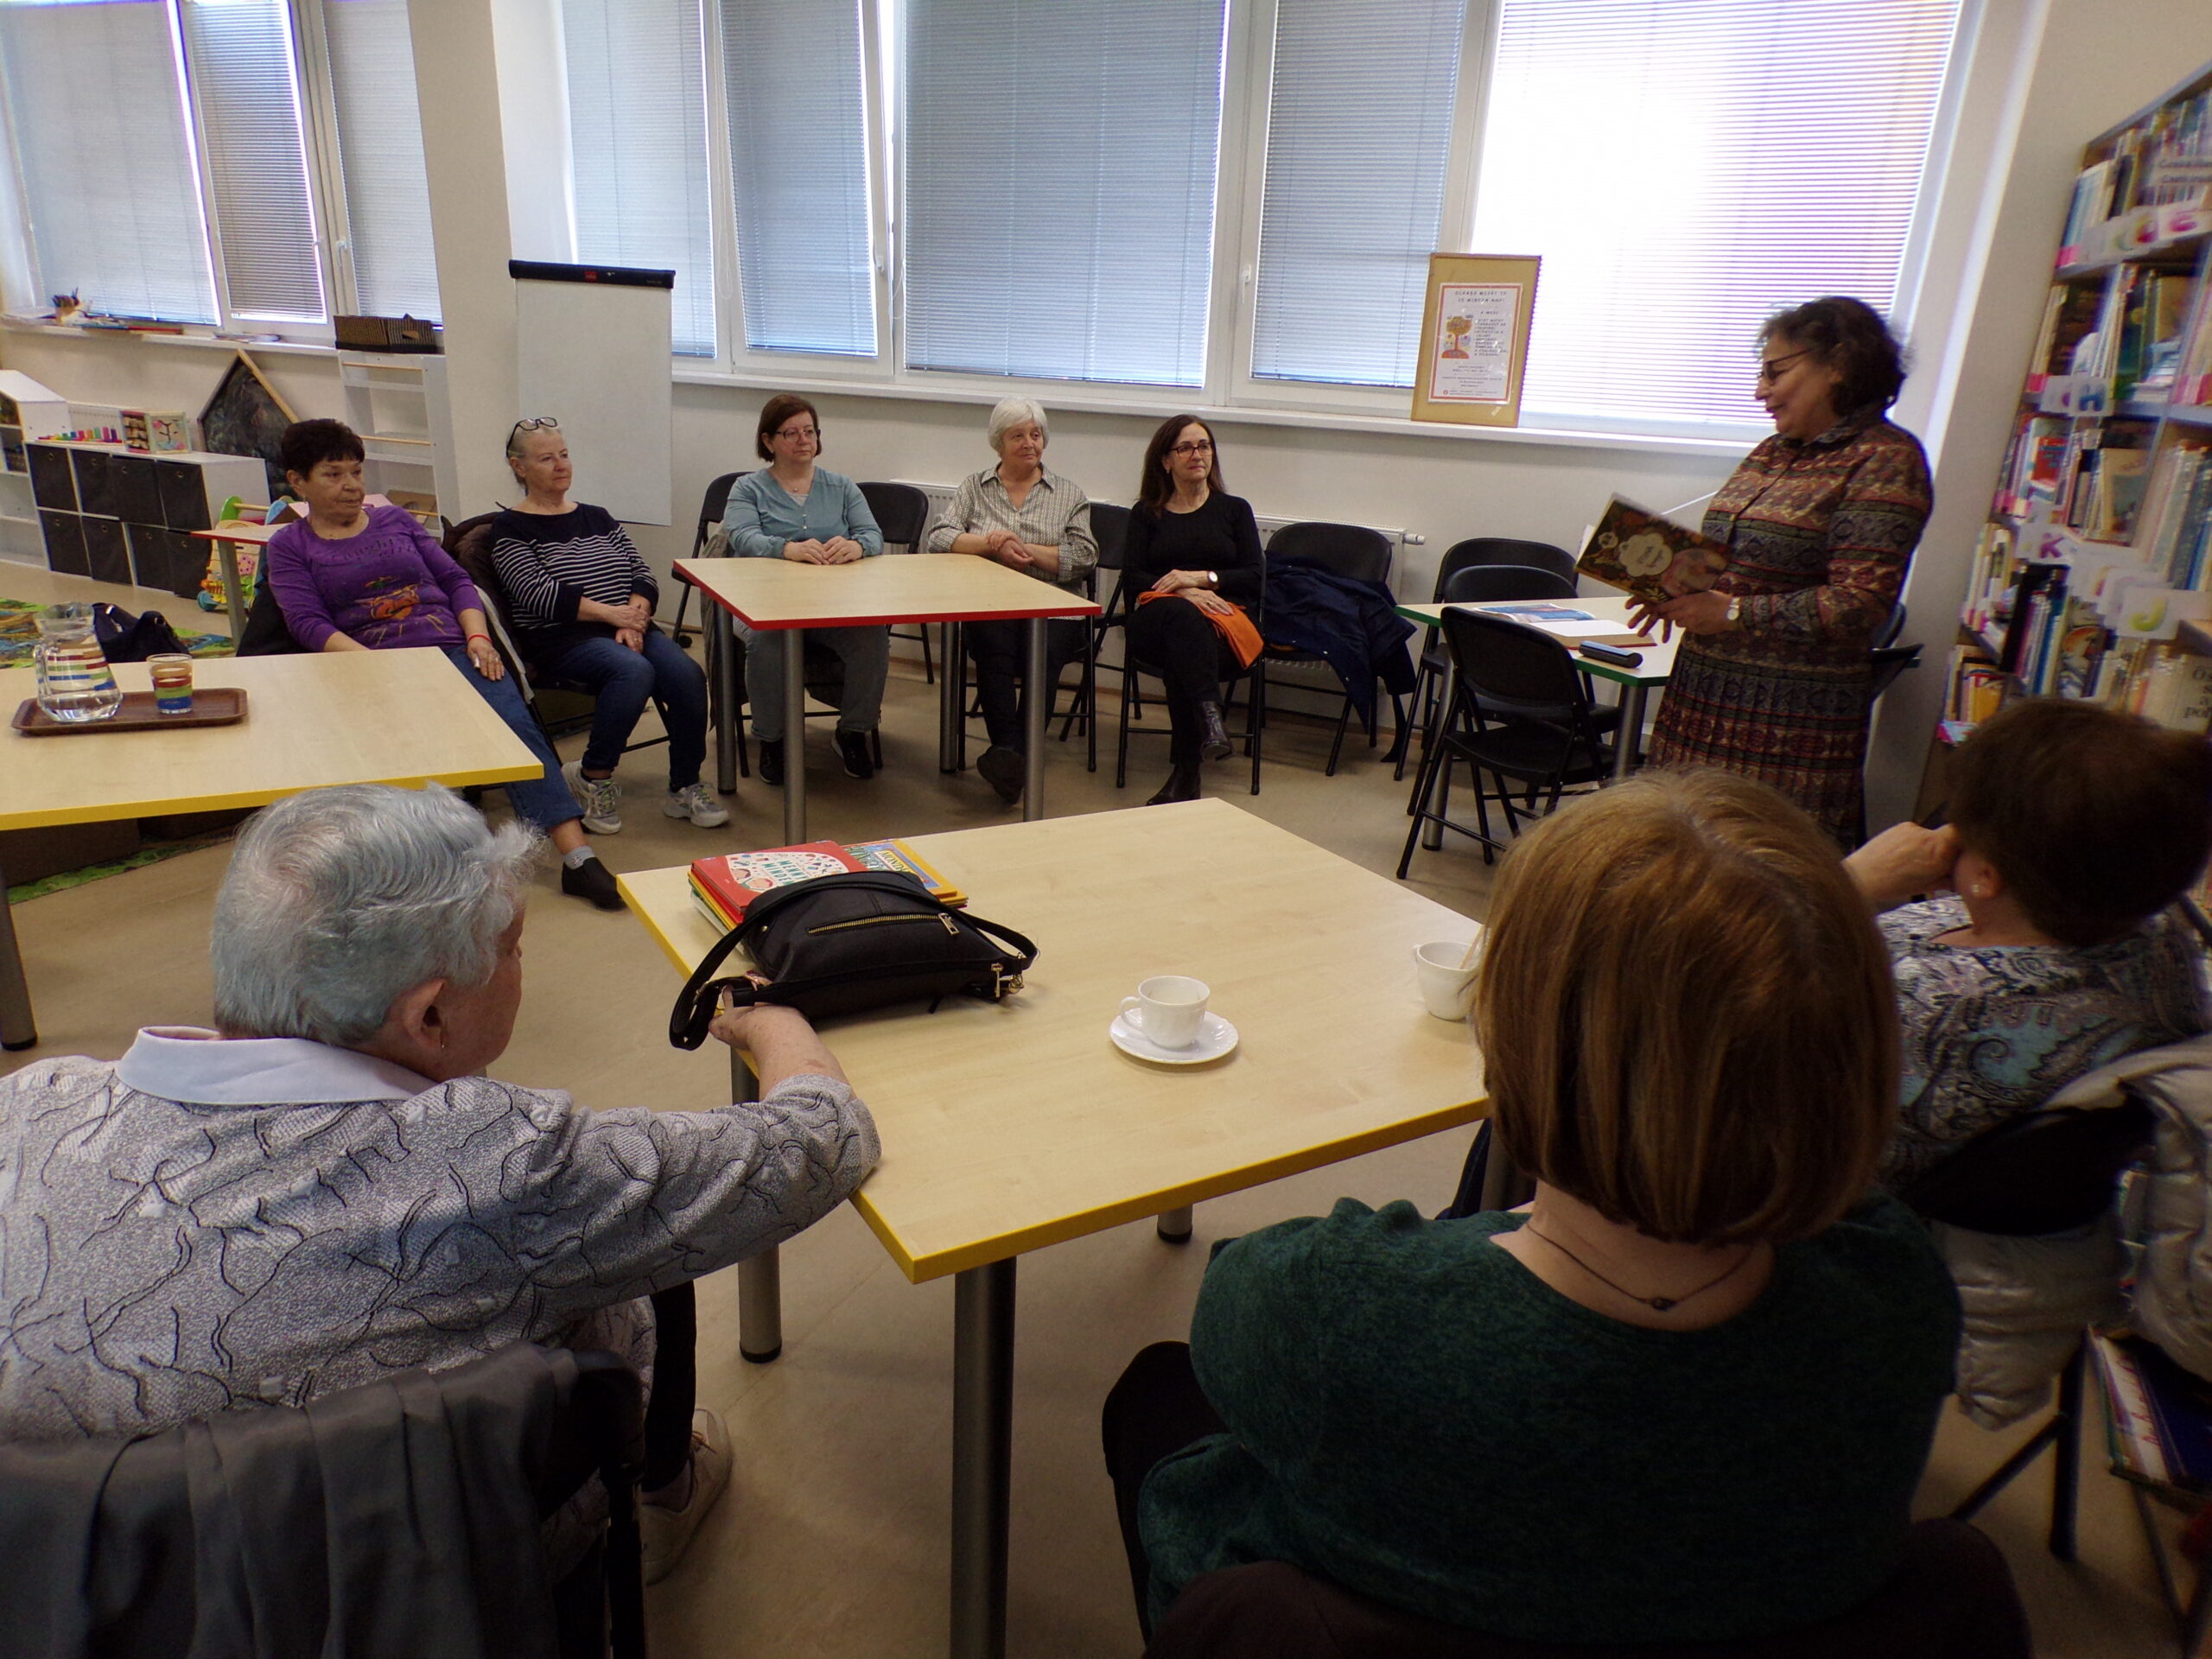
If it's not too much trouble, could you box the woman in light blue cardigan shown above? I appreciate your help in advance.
[721,393,887,785]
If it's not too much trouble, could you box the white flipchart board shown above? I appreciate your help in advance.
[511,261,673,525]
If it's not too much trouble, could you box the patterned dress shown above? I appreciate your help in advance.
[1648,410,1933,842]
[1877,897,2209,1188]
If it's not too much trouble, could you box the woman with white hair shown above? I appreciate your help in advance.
[0,783,878,1579]
[925,396,1098,805]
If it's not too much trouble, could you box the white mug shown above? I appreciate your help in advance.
[1121,975,1210,1049]
[1413,940,1481,1021]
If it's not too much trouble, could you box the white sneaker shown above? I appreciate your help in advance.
[562,760,622,834]
[639,1408,732,1585]
[663,782,730,828]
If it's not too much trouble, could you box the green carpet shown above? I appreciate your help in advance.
[0,599,234,670]
[6,830,236,904]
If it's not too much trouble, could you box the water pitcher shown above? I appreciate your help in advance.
[34,604,124,723]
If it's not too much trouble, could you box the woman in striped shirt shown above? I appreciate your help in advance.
[492,421,724,835]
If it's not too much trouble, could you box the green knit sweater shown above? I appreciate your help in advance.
[1139,1194,1959,1643]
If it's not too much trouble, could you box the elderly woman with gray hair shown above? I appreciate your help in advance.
[0,783,877,1580]
[925,396,1097,805]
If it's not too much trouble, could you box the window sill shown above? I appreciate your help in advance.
[0,319,337,357]
[671,362,1753,458]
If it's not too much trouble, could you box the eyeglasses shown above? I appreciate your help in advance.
[1167,440,1214,457]
[774,425,819,442]
[508,416,559,441]
[1756,349,1811,385]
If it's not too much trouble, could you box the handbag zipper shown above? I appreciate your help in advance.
[805,912,961,935]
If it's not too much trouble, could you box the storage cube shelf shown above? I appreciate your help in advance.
[26,442,267,597]
[0,371,67,567]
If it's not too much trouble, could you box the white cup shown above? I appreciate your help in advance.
[1414,940,1481,1021]
[1121,975,1210,1049]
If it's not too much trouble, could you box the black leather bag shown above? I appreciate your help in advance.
[667,871,1038,1043]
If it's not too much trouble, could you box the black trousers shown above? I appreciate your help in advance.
[1101,1340,1229,1639]
[1124,599,1246,765]
[640,1284,697,1491]
[965,616,1090,749]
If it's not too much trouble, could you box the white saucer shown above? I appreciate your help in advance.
[1110,1010,1238,1065]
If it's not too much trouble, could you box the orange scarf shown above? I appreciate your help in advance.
[1136,590,1263,669]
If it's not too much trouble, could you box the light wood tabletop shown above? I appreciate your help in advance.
[0,648,543,830]
[675,554,1100,630]
[619,798,1486,1282]
[1395,593,1679,688]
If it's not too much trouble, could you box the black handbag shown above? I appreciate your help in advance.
[668,871,1038,1044]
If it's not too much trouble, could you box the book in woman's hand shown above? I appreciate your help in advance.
[1578,497,1729,607]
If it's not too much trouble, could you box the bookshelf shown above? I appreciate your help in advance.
[337,351,457,524]
[1949,58,2212,744]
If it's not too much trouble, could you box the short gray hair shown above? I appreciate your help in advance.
[211,785,541,1046]
[986,397,1049,453]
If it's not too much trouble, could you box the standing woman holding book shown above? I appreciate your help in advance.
[1122,415,1265,805]
[1632,296,1933,844]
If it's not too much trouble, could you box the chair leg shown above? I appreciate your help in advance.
[1116,666,1133,790]
[1325,697,1351,777]
[2049,1342,2085,1562]
[1396,735,1448,879]
[921,621,935,686]
[1085,651,1098,773]
[1249,670,1263,795]
[1392,664,1432,780]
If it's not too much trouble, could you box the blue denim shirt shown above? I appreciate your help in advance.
[721,467,884,560]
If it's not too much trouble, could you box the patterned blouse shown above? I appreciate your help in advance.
[1878,896,2209,1188]
[922,467,1097,588]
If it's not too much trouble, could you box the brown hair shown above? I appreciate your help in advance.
[1762,296,1908,416]
[1135,412,1224,514]
[1472,770,1897,1245]
[1950,696,2212,946]
[755,393,821,462]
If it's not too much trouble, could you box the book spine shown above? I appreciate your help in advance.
[2093,1332,2175,1484]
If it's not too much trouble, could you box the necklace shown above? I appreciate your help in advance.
[1522,1225,1757,1313]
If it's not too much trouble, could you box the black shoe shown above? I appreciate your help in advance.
[838,730,876,780]
[976,744,1025,805]
[561,855,626,911]
[757,740,784,786]
[1147,766,1201,806]
[1198,700,1233,761]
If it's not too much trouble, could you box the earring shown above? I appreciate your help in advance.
[1970,883,1989,899]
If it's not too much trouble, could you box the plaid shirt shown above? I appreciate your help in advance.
[924,467,1096,588]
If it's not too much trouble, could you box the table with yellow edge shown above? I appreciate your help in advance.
[0,648,542,1051]
[618,798,1484,1659]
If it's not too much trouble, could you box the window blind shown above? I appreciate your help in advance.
[1471,0,1961,429]
[563,0,715,357]
[180,0,326,322]
[321,0,440,322]
[719,0,874,357]
[0,0,217,323]
[903,0,1226,387]
[1250,0,1466,387]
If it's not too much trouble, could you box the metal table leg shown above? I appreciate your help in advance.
[1021,617,1046,822]
[783,626,807,843]
[730,1043,783,1362]
[1611,683,1648,782]
[0,856,37,1052]
[950,1258,1016,1659]
[940,621,963,773]
[711,607,740,795]
[1156,1205,1193,1243]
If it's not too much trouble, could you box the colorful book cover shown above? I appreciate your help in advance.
[690,841,867,924]
[1576,497,1728,607]
[846,837,965,906]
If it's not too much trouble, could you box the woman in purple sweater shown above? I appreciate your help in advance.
[260,420,621,909]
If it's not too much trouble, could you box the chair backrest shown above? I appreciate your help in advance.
[1439,607,1587,715]
[1869,642,1921,704]
[1141,1520,2031,1658]
[1091,502,1132,571]
[1873,601,1908,651]
[440,512,533,690]
[1268,520,1393,586]
[235,579,299,656]
[692,471,747,557]
[1441,564,1578,605]
[859,480,930,550]
[1434,537,1577,594]
[1900,1099,2157,1236]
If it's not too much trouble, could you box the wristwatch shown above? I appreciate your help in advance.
[1725,596,1743,628]
[1208,570,1219,588]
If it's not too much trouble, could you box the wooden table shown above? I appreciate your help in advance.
[0,649,542,1050]
[674,556,1098,840]
[619,799,1484,1659]
[1395,593,1679,785]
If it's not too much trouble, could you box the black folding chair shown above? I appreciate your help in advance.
[1259,520,1405,776]
[861,480,935,683]
[1395,563,1584,784]
[668,470,747,648]
[1397,608,1614,877]
[1431,535,1578,588]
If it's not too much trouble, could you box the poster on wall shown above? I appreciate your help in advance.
[1410,254,1541,428]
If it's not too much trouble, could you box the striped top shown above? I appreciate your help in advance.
[922,467,1097,588]
[490,503,658,652]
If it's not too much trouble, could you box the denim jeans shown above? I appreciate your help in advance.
[534,627,709,789]
[437,645,582,833]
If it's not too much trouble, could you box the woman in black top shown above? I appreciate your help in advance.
[1123,414,1265,804]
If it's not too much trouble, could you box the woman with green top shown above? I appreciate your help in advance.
[720,393,886,785]
[1103,769,1960,1645]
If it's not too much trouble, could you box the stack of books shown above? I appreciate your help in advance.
[690,837,964,932]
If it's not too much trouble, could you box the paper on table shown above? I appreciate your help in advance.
[1456,605,1651,646]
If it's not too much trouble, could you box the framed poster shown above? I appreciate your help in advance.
[1410,254,1541,428]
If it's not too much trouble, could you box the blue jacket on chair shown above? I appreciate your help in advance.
[1259,556,1418,726]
